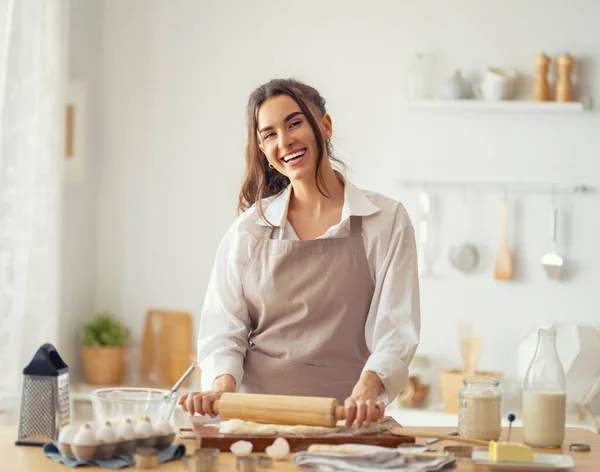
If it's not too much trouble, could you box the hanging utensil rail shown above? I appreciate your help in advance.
[394,180,592,195]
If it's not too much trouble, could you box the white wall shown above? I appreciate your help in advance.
[61,0,104,382]
[94,0,600,406]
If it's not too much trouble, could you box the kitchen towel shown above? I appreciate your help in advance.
[292,444,454,472]
[43,442,186,469]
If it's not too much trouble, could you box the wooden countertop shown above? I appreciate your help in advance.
[3,426,598,471]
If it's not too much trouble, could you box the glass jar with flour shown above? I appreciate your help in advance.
[458,376,502,441]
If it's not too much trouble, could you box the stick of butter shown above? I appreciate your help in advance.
[489,441,534,462]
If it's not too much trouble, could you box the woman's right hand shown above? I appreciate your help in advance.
[178,374,236,417]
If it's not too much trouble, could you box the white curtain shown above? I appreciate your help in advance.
[0,0,68,418]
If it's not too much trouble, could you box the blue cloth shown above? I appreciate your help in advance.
[43,442,186,469]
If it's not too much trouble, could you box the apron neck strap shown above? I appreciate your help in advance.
[350,216,362,236]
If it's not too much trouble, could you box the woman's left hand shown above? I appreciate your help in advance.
[344,371,386,428]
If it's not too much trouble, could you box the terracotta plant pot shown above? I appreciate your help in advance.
[81,345,126,385]
[439,369,503,414]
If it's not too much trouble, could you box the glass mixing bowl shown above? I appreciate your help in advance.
[90,388,179,423]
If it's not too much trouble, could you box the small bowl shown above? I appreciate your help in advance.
[90,388,178,424]
[194,447,220,465]
[57,442,75,459]
[155,432,176,449]
[134,447,160,469]
[72,444,97,461]
[255,455,273,468]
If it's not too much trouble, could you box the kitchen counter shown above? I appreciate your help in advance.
[2,425,599,471]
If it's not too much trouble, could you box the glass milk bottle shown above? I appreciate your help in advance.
[522,328,567,448]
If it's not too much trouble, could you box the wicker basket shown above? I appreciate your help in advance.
[81,346,126,385]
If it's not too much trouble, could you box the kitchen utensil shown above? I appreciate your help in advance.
[418,191,433,277]
[90,387,179,423]
[458,319,481,376]
[16,343,70,446]
[556,53,575,102]
[183,392,374,427]
[164,363,196,399]
[473,67,518,100]
[533,52,551,101]
[460,336,482,376]
[449,190,479,273]
[541,203,563,280]
[426,429,459,445]
[494,198,513,281]
[141,309,193,388]
[390,427,489,447]
[443,445,474,459]
[190,416,413,452]
[441,69,471,99]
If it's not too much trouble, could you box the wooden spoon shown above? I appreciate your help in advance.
[390,427,489,447]
[494,198,513,281]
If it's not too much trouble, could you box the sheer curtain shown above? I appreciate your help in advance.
[0,0,68,421]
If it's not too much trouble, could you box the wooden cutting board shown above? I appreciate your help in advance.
[190,416,415,452]
[140,309,194,387]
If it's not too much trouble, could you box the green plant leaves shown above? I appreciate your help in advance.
[80,312,130,346]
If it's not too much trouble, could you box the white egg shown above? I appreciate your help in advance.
[58,424,79,444]
[134,417,154,438]
[117,418,136,441]
[230,440,253,456]
[73,424,98,446]
[152,418,173,436]
[95,421,117,444]
[265,437,290,460]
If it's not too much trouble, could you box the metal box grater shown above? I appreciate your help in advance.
[15,343,70,446]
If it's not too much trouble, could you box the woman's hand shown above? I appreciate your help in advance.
[178,374,236,417]
[344,371,386,428]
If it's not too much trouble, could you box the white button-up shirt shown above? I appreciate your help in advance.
[197,177,421,405]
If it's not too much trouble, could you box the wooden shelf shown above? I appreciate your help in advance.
[407,99,590,112]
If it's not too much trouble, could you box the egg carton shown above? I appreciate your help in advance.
[57,417,175,462]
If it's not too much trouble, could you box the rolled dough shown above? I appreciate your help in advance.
[211,418,389,436]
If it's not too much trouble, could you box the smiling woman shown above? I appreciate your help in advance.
[239,80,346,224]
[180,78,421,429]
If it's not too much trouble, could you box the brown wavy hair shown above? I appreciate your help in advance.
[238,78,346,222]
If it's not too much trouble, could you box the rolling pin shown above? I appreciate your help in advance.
[181,392,378,427]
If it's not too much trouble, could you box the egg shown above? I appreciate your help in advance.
[265,437,290,460]
[95,421,117,444]
[73,424,98,446]
[152,418,173,436]
[230,440,253,456]
[117,418,136,441]
[134,417,154,438]
[58,424,79,444]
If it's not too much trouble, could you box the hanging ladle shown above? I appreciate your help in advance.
[541,191,563,280]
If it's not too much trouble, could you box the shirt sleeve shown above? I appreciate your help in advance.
[197,224,255,392]
[361,206,421,405]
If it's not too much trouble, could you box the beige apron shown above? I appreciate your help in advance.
[241,216,375,404]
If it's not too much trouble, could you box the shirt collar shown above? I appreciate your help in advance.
[256,175,380,227]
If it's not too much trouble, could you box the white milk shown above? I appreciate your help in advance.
[522,389,566,448]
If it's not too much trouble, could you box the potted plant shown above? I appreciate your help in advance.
[81,312,130,385]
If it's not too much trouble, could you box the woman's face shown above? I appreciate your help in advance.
[257,95,331,183]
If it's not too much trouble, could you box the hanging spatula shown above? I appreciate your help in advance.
[541,203,563,280]
[494,198,513,281]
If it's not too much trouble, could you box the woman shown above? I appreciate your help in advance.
[179,79,420,427]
